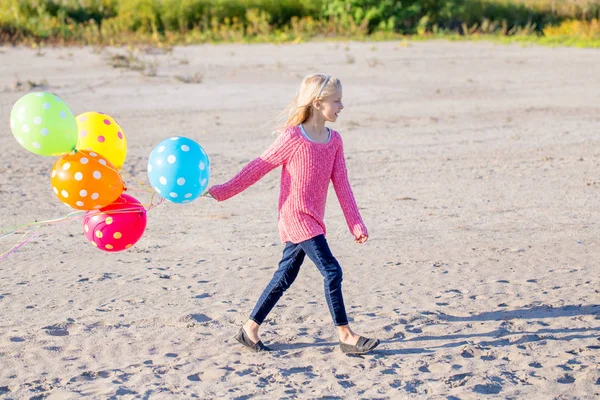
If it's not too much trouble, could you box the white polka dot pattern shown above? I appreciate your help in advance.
[147,136,210,204]
[50,149,123,210]
[10,91,78,156]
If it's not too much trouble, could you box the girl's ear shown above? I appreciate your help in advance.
[312,99,321,110]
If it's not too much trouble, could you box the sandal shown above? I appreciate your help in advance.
[340,336,380,354]
[234,328,272,352]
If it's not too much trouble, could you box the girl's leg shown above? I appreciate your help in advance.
[243,241,306,343]
[299,234,360,345]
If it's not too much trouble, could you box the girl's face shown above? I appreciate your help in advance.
[317,87,344,122]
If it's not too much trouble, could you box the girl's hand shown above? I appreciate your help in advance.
[355,234,368,244]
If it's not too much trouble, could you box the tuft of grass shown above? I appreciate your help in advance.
[11,77,49,91]
[367,58,381,67]
[109,52,144,71]
[143,60,158,77]
[107,48,162,77]
[174,72,203,84]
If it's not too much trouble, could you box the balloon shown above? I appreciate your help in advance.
[147,137,210,204]
[76,112,127,169]
[51,150,125,210]
[10,92,78,156]
[83,193,147,252]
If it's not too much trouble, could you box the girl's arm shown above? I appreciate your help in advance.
[208,131,296,202]
[331,139,368,240]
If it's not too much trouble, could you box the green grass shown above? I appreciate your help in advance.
[0,0,599,47]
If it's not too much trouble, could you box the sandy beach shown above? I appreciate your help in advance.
[1,40,599,398]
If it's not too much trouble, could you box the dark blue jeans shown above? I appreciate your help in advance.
[249,234,349,326]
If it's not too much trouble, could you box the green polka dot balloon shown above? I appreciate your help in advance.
[10,92,78,156]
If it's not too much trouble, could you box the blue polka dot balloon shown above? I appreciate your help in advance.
[147,137,210,204]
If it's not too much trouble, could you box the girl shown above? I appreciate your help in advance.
[207,73,379,354]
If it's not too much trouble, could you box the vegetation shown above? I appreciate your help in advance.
[0,0,599,47]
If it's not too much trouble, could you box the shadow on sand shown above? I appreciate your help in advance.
[263,305,600,356]
[376,304,600,355]
[436,304,600,322]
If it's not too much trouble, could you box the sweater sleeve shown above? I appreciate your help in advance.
[331,136,368,239]
[208,131,295,202]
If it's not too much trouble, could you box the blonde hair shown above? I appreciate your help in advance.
[276,73,341,132]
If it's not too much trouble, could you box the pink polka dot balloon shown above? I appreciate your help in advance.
[76,112,127,169]
[83,193,147,252]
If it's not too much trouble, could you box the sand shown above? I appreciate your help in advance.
[0,40,599,399]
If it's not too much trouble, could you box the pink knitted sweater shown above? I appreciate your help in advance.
[208,125,368,244]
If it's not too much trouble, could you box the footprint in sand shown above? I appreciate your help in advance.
[405,325,422,334]
[557,374,575,384]
[445,373,472,388]
[280,366,317,379]
[42,322,80,336]
[404,379,424,393]
[461,348,475,358]
[389,380,402,389]
[418,365,430,373]
[173,313,212,327]
[187,373,201,382]
[236,368,253,377]
[190,313,211,323]
[473,383,502,394]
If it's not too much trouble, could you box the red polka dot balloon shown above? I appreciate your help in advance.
[83,194,147,252]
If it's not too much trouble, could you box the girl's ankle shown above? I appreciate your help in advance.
[338,330,356,341]
[244,320,259,333]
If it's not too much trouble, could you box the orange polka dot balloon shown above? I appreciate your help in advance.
[83,194,147,252]
[51,149,124,210]
[76,112,127,169]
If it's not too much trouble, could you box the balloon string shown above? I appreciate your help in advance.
[118,169,155,195]
[0,195,165,260]
[2,146,166,260]
[0,210,86,241]
[145,192,165,212]
[0,231,40,261]
[0,211,85,261]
